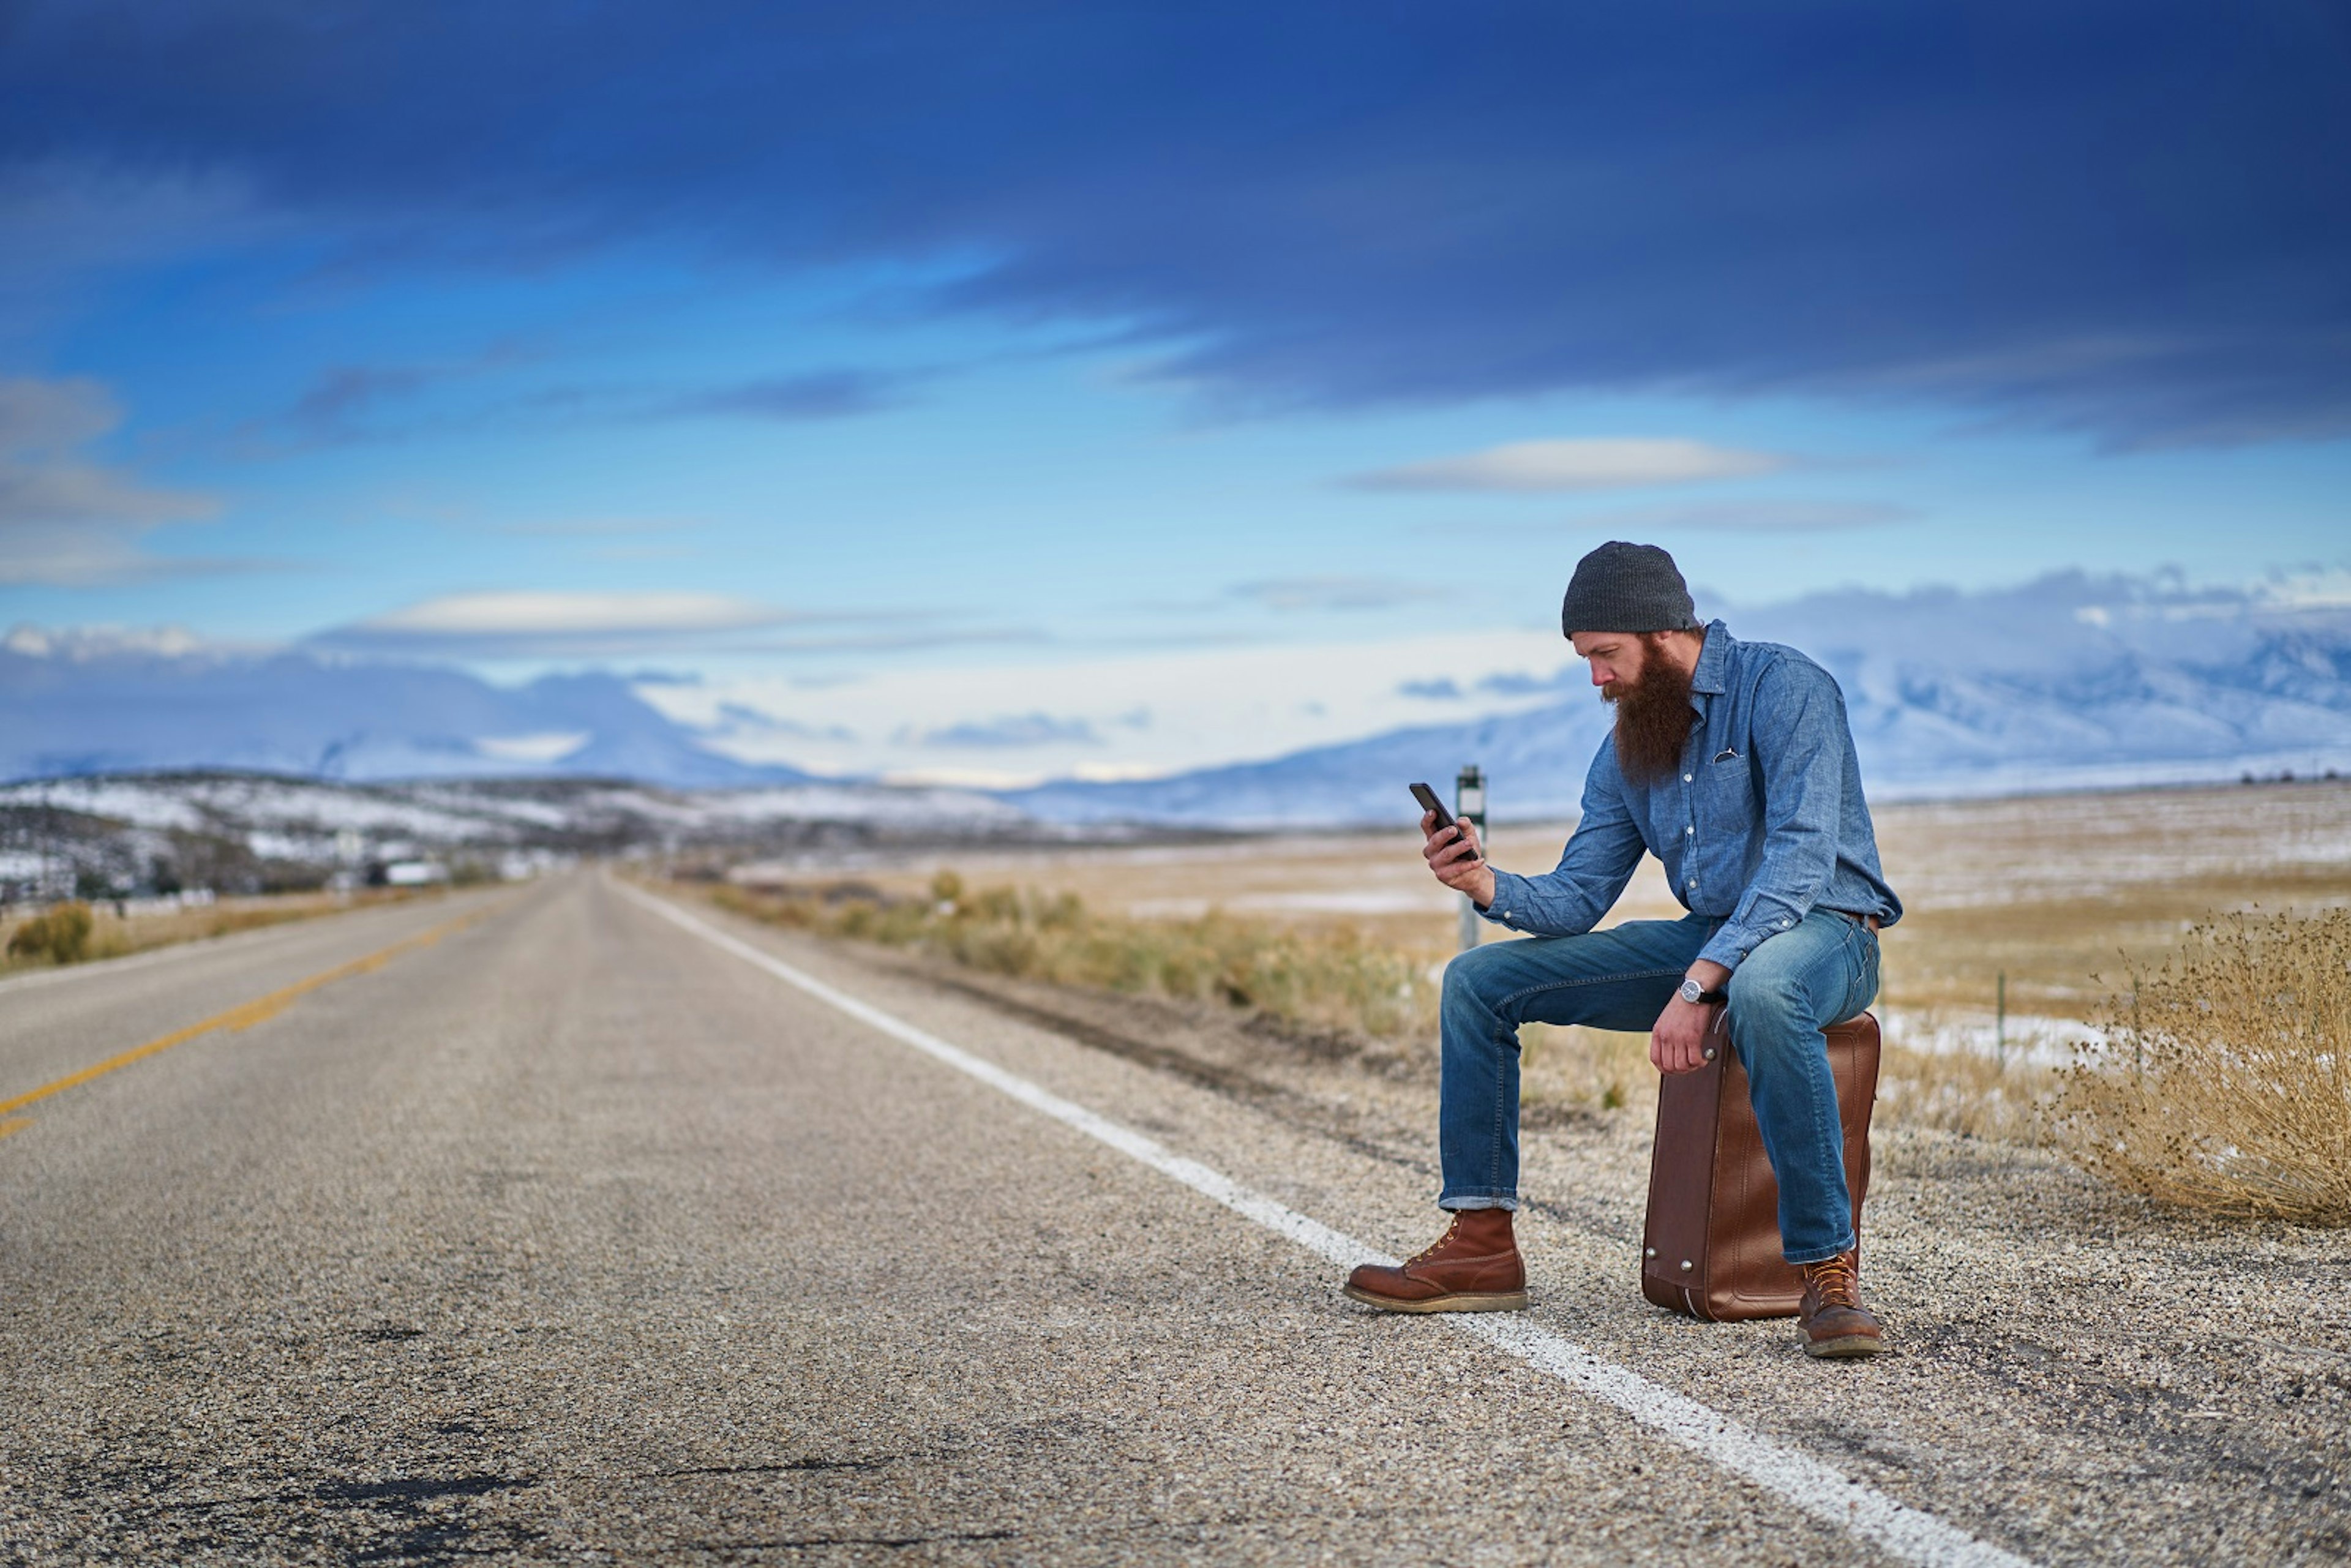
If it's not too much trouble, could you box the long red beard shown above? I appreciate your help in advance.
[1606,641,1698,784]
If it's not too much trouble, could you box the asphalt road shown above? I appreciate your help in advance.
[1,872,2342,1565]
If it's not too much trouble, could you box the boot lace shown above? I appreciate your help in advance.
[1802,1253,1861,1311]
[1406,1215,1462,1266]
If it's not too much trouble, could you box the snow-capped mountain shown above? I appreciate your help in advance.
[0,626,798,787]
[1008,572,2351,826]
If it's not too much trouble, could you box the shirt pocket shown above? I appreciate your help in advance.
[1702,750,1758,825]
[1687,752,1757,885]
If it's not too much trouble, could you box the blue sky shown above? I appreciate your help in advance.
[2,2,2347,782]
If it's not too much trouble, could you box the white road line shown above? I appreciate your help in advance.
[617,880,2036,1568]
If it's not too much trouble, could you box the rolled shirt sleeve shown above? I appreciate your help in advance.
[1695,659,1850,972]
[1480,740,1646,936]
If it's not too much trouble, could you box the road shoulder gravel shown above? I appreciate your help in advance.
[683,885,2351,1566]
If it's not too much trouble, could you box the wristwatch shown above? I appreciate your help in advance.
[1678,976,1728,1007]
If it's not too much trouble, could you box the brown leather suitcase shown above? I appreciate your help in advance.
[1640,1010,1880,1321]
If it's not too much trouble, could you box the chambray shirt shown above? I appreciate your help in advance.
[1479,620,1902,972]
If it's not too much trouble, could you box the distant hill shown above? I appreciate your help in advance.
[0,627,797,788]
[1008,572,2351,826]
[0,770,1043,897]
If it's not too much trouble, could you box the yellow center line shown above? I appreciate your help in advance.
[0,902,503,1124]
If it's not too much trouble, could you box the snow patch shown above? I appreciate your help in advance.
[474,732,593,763]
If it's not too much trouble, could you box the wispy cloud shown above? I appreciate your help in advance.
[584,542,700,563]
[293,363,437,429]
[913,712,1100,748]
[1426,499,1919,537]
[1477,667,1579,697]
[1228,575,1445,612]
[318,590,794,657]
[1577,500,1913,532]
[0,375,235,585]
[316,590,1042,659]
[656,368,921,422]
[358,591,779,637]
[722,626,1052,656]
[270,354,915,449]
[282,340,541,443]
[0,158,271,340]
[711,702,855,743]
[490,515,698,539]
[1352,438,1788,494]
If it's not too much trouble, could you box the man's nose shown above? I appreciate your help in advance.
[1590,667,1608,687]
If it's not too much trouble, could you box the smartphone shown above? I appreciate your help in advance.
[1409,781,1480,861]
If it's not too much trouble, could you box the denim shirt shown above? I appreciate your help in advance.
[1480,620,1902,972]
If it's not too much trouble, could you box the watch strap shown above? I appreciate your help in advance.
[1680,976,1729,1006]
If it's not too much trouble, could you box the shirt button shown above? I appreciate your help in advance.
[1685,825,1694,835]
[1683,774,1692,783]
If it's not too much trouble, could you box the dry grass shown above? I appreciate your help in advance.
[1877,1043,2062,1145]
[0,888,425,976]
[710,872,1446,1047]
[1518,1024,1657,1120]
[716,781,2351,1187]
[2059,907,2351,1222]
[741,781,2351,1027]
[7,901,94,963]
[702,868,2087,1145]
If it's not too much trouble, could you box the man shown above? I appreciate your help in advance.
[1344,541,1902,1359]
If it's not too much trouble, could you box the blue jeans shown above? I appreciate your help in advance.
[1436,909,1881,1264]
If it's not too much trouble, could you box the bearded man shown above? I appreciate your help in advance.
[1344,541,1903,1359]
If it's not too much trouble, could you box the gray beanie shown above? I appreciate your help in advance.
[1560,541,1699,637]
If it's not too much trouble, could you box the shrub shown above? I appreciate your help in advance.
[7,901,96,965]
[2060,908,2351,1223]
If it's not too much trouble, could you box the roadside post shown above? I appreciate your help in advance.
[1455,764,1487,952]
[1996,970,2008,1071]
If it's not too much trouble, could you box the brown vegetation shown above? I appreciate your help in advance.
[741,782,2351,1027]
[2060,907,2351,1223]
[0,888,426,974]
[1877,1041,2062,1145]
[705,871,2080,1144]
[1518,1024,1652,1118]
[7,901,94,964]
[713,872,1442,1046]
[759,866,2348,1226]
[704,782,2351,1220]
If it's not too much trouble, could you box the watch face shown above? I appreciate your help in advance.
[1678,978,1703,1004]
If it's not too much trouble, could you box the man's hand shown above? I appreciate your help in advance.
[1651,960,1731,1075]
[1420,810,1496,909]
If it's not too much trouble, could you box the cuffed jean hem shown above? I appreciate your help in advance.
[1437,1191,1518,1212]
[1782,1231,1859,1266]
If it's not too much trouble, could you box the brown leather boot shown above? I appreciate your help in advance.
[1343,1208,1528,1313]
[1798,1248,1883,1359]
